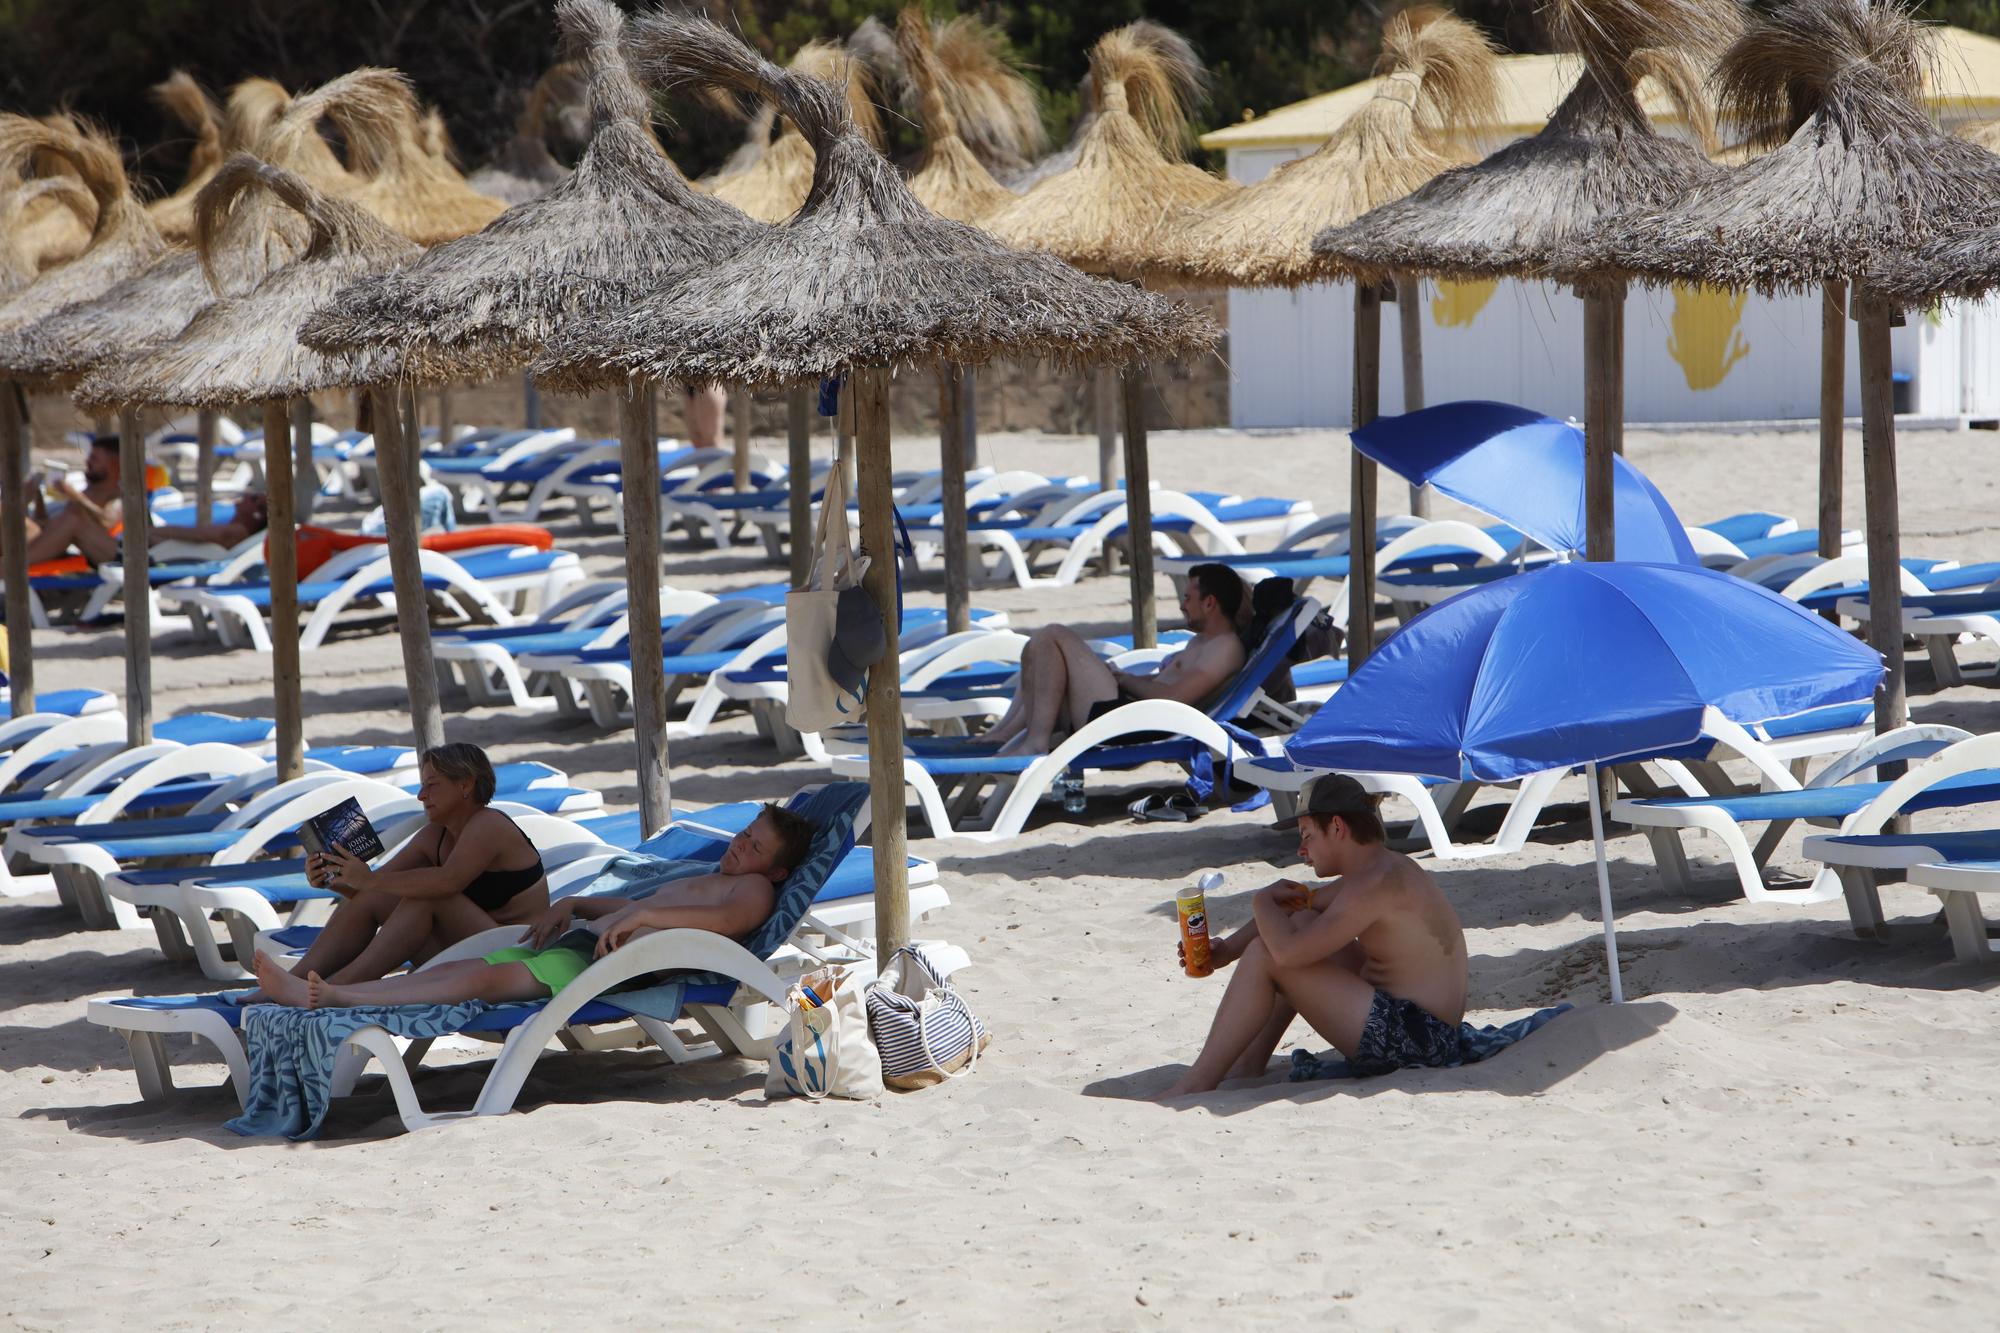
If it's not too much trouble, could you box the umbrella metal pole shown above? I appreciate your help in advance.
[194,409,217,526]
[261,400,305,783]
[854,365,909,956]
[619,382,670,836]
[1,384,32,715]
[939,365,971,635]
[373,387,446,751]
[961,366,979,472]
[731,386,753,489]
[1394,275,1430,518]
[1095,367,1120,490]
[1581,284,1625,561]
[1119,364,1157,649]
[1855,290,1906,735]
[117,409,153,747]
[1586,760,1626,1005]
[290,398,316,516]
[1819,283,1847,562]
[786,386,813,588]
[1349,282,1382,666]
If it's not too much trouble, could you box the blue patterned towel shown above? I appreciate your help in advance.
[1288,1003,1572,1082]
[227,1001,494,1140]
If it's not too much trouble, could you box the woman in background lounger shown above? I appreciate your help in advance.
[231,743,548,1003]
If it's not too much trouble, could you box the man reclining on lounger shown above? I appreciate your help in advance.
[248,803,816,1010]
[982,561,1249,756]
[1160,774,1469,1097]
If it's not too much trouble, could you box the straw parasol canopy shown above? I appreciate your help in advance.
[1314,0,1740,284]
[1004,21,1201,192]
[0,119,170,361]
[709,27,892,222]
[533,12,1216,393]
[0,176,95,298]
[75,155,418,412]
[299,0,762,386]
[469,62,582,204]
[896,9,1043,224]
[1152,6,1501,289]
[983,22,1233,280]
[144,72,227,243]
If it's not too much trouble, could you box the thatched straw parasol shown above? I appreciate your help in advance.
[469,62,582,204]
[1004,21,1201,191]
[709,29,891,222]
[145,72,227,243]
[1560,0,2000,735]
[0,176,94,298]
[537,11,1217,952]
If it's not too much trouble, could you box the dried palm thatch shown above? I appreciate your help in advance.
[902,11,1045,176]
[145,72,227,242]
[76,155,418,411]
[1315,0,1740,282]
[983,23,1231,279]
[0,119,170,365]
[1153,7,1500,289]
[300,0,761,385]
[0,114,96,268]
[710,31,890,221]
[1005,20,1204,192]
[469,62,581,204]
[1563,0,2000,303]
[533,13,1215,393]
[896,9,1022,223]
[1,178,94,298]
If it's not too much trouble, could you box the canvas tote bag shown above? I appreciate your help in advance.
[865,946,990,1090]
[785,440,870,734]
[766,964,883,1100]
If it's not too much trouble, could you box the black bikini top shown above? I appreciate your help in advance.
[454,814,545,911]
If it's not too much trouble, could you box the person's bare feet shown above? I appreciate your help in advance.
[249,952,313,1008]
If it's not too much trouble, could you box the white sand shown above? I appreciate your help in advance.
[4,421,1998,1328]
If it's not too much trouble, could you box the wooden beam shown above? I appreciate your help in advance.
[117,409,153,746]
[436,386,455,447]
[619,382,670,836]
[1,383,32,715]
[960,366,980,472]
[786,386,813,589]
[1581,283,1626,561]
[731,386,752,489]
[1855,289,1906,735]
[372,387,445,750]
[853,364,909,957]
[1394,275,1430,518]
[1095,366,1120,490]
[522,373,541,430]
[1348,282,1382,666]
[1819,282,1847,561]
[290,397,316,516]
[194,409,217,526]
[938,365,971,636]
[1120,365,1157,649]
[262,400,305,782]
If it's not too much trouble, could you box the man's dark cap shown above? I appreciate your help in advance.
[1273,773,1377,831]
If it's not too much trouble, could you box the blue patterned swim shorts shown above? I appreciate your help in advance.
[1349,988,1468,1077]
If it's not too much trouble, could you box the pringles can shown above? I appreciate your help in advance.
[1178,871,1222,978]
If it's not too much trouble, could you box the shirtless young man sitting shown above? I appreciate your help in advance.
[19,437,123,565]
[1160,775,1470,1098]
[249,804,816,1010]
[982,562,1249,756]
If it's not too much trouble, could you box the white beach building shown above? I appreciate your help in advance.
[1203,28,2000,428]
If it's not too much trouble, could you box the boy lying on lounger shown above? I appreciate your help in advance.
[1159,775,1470,1097]
[249,803,816,1010]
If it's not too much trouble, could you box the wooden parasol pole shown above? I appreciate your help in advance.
[938,365,971,635]
[1,384,33,714]
[1394,275,1430,518]
[1581,283,1626,562]
[117,409,152,746]
[1348,282,1382,666]
[1854,288,1906,735]
[853,364,909,956]
[261,400,305,782]
[960,366,979,472]
[1095,367,1120,490]
[786,386,813,588]
[619,381,670,835]
[1819,282,1847,561]
[731,386,753,489]
[194,409,218,526]
[522,373,542,430]
[372,386,445,750]
[1119,364,1157,649]
[290,398,316,516]
[436,387,455,446]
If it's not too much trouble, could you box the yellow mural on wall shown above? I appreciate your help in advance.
[1431,278,1498,328]
[1667,283,1751,390]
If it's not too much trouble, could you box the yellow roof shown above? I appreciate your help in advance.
[1202,25,2000,151]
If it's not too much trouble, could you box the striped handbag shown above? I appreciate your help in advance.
[864,946,989,1089]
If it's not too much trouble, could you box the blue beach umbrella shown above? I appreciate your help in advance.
[1351,400,1699,565]
[1287,561,1883,999]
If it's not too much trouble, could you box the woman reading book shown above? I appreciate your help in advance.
[231,743,549,1003]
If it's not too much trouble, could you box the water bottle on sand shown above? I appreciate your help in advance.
[1178,871,1222,978]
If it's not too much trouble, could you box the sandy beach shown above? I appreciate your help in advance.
[3,419,1998,1329]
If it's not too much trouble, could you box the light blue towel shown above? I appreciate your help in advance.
[1288,1003,1572,1081]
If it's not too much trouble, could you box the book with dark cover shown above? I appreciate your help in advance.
[297,796,384,861]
